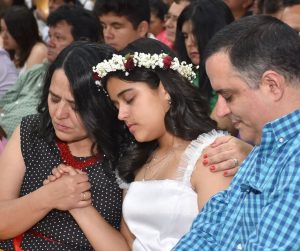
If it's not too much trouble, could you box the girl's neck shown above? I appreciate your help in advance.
[157,133,189,152]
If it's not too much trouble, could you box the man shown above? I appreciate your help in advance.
[223,0,254,19]
[0,5,100,137]
[164,0,191,47]
[174,15,300,250]
[94,0,150,51]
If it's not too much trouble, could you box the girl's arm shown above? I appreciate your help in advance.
[191,153,232,210]
[70,207,131,251]
[48,165,132,251]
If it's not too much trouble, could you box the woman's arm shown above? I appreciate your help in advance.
[0,126,91,239]
[25,42,47,70]
[191,153,232,210]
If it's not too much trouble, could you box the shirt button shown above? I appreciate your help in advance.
[236,243,243,250]
[279,137,284,143]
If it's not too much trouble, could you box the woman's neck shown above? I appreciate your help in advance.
[67,137,95,157]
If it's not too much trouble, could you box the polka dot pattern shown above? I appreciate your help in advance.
[0,115,122,250]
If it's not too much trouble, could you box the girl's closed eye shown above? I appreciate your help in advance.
[125,97,134,104]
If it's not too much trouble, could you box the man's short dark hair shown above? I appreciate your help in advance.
[93,0,150,29]
[47,5,101,42]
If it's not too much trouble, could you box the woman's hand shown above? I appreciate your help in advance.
[202,136,253,177]
[43,164,84,185]
[42,164,92,210]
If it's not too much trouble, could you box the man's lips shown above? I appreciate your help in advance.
[232,121,241,129]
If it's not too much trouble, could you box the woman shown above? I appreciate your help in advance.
[46,38,244,251]
[0,41,122,250]
[175,0,237,135]
[175,0,234,110]
[1,6,47,75]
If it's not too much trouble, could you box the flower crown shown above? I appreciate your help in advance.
[92,52,197,86]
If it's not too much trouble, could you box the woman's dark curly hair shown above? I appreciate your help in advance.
[101,38,218,182]
[37,41,122,173]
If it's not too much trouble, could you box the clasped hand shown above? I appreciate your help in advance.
[43,164,92,211]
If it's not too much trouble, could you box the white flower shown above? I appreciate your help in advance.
[92,52,196,83]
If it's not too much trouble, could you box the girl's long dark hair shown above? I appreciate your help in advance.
[102,38,218,182]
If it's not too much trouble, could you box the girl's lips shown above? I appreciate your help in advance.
[127,123,137,133]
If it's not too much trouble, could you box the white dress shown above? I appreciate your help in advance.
[119,130,226,251]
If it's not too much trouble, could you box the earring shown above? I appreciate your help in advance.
[168,96,172,106]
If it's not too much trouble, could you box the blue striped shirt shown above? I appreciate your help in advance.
[173,109,300,251]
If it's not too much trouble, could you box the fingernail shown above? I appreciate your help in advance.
[203,159,208,165]
[223,171,228,176]
[210,165,216,171]
[203,153,208,158]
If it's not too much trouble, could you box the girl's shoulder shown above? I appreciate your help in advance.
[177,130,228,185]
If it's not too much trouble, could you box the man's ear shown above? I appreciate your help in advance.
[137,21,149,38]
[261,70,285,101]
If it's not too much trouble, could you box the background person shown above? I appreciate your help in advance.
[94,0,150,51]
[0,6,47,75]
[0,5,101,139]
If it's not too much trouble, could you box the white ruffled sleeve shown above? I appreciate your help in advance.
[177,130,228,186]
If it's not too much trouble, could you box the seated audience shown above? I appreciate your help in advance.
[0,5,100,138]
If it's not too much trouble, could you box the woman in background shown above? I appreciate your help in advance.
[1,6,47,75]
